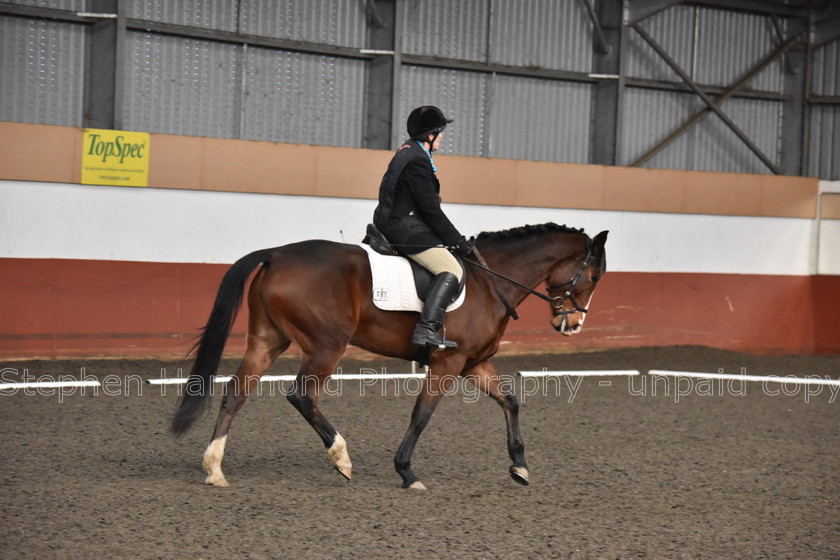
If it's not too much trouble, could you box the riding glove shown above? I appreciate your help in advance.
[454,236,475,256]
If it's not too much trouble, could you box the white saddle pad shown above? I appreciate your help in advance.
[359,244,466,313]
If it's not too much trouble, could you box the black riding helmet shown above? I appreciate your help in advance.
[407,106,454,140]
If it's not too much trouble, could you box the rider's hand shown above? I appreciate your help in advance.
[454,236,474,256]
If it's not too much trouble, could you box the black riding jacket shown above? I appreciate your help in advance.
[372,140,463,255]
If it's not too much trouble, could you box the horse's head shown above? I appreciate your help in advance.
[547,230,608,336]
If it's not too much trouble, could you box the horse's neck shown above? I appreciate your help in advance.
[479,233,582,296]
[483,244,550,287]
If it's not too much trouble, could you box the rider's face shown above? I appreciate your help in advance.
[430,132,443,152]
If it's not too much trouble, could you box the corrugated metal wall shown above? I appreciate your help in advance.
[242,48,365,146]
[623,5,785,173]
[490,0,592,72]
[621,91,781,175]
[694,97,781,175]
[625,5,695,82]
[809,40,840,179]
[239,0,367,47]
[402,0,489,61]
[5,0,84,9]
[123,32,242,138]
[401,0,592,70]
[399,66,490,157]
[624,6,783,91]
[129,0,369,45]
[128,0,238,31]
[398,0,593,162]
[123,0,367,145]
[0,0,838,178]
[695,8,783,91]
[492,75,591,163]
[621,88,695,170]
[0,15,85,126]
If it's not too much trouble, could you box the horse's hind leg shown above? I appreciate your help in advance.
[464,360,529,485]
[285,349,352,480]
[203,334,290,487]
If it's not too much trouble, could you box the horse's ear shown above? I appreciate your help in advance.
[593,230,608,251]
[593,230,608,274]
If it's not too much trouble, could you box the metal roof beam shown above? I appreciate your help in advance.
[0,2,93,23]
[591,0,625,166]
[631,35,801,168]
[811,15,840,48]
[630,21,784,174]
[363,0,395,150]
[682,0,810,18]
[625,0,684,24]
[577,0,611,54]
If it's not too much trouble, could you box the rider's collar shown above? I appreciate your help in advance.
[414,140,437,173]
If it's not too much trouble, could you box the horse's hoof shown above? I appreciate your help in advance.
[407,480,427,491]
[334,464,352,481]
[204,474,229,487]
[328,434,352,480]
[510,466,530,486]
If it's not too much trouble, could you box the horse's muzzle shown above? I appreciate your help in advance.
[551,313,584,335]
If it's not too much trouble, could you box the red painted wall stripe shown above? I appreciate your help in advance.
[1,258,837,358]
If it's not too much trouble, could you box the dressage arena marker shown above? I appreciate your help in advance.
[146,371,639,385]
[6,370,837,391]
[0,371,640,389]
[0,379,101,390]
[5,369,835,391]
[649,370,840,386]
[145,373,426,385]
[518,370,641,377]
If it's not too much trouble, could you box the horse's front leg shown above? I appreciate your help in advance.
[464,360,529,485]
[394,369,458,490]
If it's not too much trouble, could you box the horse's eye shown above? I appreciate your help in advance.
[591,275,600,284]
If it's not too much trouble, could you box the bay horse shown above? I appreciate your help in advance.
[172,223,608,489]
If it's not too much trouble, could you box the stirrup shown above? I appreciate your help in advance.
[435,324,458,350]
[411,324,458,350]
[425,338,458,351]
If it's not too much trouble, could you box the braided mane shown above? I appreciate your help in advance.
[476,222,585,241]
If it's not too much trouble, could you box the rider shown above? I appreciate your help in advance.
[372,105,473,350]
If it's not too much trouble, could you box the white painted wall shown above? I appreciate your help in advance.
[818,181,840,275]
[0,179,819,275]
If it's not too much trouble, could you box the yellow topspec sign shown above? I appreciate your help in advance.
[81,128,150,187]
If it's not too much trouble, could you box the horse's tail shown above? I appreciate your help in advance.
[170,248,274,437]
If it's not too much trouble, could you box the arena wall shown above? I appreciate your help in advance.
[1,122,838,358]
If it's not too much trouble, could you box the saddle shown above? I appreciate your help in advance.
[362,223,465,302]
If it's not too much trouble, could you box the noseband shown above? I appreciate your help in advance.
[546,250,592,317]
[465,240,594,318]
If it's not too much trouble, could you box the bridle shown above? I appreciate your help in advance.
[464,239,595,320]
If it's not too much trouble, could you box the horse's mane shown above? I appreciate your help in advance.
[476,222,585,241]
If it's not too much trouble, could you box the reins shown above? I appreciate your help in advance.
[466,246,520,320]
[463,241,594,319]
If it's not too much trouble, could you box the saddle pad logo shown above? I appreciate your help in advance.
[373,287,389,301]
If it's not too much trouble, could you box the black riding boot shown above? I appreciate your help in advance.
[411,272,460,350]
